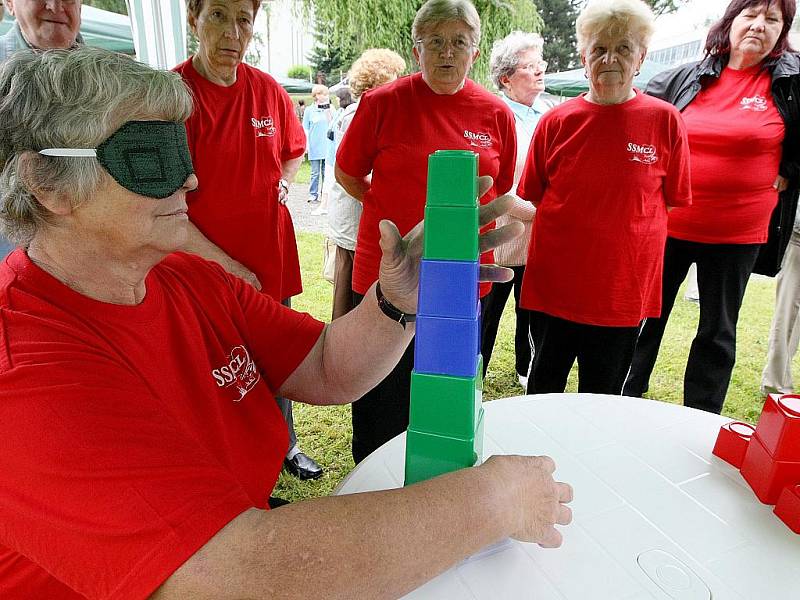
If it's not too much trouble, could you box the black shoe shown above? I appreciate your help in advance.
[283,452,323,480]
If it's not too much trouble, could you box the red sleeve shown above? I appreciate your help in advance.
[517,116,549,205]
[494,108,517,196]
[336,92,378,178]
[212,260,324,390]
[279,84,306,162]
[0,360,254,600]
[664,111,692,208]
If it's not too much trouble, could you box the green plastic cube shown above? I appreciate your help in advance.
[409,370,482,439]
[426,150,479,208]
[404,416,483,486]
[423,205,479,261]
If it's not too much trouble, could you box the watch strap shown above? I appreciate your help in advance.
[376,282,416,329]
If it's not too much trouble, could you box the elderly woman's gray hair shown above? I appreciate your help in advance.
[576,0,655,54]
[412,0,482,46]
[490,31,545,91]
[0,47,193,246]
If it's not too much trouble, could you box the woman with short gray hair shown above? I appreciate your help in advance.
[0,48,192,246]
[516,0,692,396]
[411,0,481,47]
[481,30,550,388]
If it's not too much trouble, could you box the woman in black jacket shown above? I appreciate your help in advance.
[623,0,800,414]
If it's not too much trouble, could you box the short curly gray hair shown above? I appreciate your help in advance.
[576,0,655,54]
[489,31,544,91]
[0,47,193,246]
[412,0,482,46]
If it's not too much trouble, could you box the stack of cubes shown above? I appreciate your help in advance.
[404,150,485,486]
[712,394,800,533]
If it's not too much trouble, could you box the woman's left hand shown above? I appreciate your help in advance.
[774,175,789,192]
[377,175,524,314]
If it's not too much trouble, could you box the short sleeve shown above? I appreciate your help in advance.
[494,107,518,196]
[279,85,306,161]
[517,116,550,205]
[215,262,324,391]
[336,92,379,178]
[664,110,692,208]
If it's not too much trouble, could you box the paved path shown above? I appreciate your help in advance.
[286,181,328,235]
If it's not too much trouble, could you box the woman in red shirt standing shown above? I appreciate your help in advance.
[516,0,692,396]
[624,0,800,415]
[336,0,517,463]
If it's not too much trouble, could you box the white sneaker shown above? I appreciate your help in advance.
[311,207,328,216]
[518,374,528,389]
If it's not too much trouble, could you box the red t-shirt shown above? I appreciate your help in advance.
[336,72,517,296]
[175,58,307,301]
[667,65,785,244]
[0,251,324,599]
[517,91,692,327]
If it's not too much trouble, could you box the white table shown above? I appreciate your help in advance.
[335,394,800,599]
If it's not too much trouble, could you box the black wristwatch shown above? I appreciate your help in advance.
[376,282,416,329]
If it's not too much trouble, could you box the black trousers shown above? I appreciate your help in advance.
[480,265,533,378]
[526,312,640,395]
[351,291,490,464]
[623,237,760,414]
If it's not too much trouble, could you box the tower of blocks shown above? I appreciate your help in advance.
[712,393,800,533]
[404,150,485,486]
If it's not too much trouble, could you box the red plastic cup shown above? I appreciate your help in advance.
[712,421,755,468]
[774,484,800,534]
[741,433,800,504]
[753,394,800,461]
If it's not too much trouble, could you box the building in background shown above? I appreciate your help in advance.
[258,0,314,78]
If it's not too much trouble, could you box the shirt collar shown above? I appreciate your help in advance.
[501,92,548,121]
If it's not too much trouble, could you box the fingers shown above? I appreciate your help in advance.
[479,192,514,227]
[557,482,573,504]
[479,264,515,284]
[378,219,404,267]
[479,221,524,254]
[536,455,557,475]
[537,526,564,549]
[478,175,493,201]
[557,503,573,526]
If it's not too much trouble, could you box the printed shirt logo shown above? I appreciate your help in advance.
[251,116,276,138]
[740,95,768,112]
[464,129,493,148]
[627,142,658,165]
[212,345,261,401]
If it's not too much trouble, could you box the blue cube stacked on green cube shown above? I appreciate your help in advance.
[405,150,485,486]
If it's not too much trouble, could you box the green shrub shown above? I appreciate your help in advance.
[287,65,313,80]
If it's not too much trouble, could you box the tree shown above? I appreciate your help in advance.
[537,0,581,72]
[82,0,128,14]
[288,65,313,80]
[644,0,684,18]
[299,0,543,88]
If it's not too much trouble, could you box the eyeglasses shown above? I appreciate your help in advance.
[517,61,548,74]
[415,35,476,53]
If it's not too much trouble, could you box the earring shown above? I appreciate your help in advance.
[635,70,641,76]
[583,71,588,79]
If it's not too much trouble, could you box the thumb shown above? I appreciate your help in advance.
[378,219,404,269]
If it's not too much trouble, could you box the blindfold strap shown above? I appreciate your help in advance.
[39,149,98,157]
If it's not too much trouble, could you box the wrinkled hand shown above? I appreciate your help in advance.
[225,258,262,291]
[774,175,789,193]
[377,175,524,313]
[483,454,573,548]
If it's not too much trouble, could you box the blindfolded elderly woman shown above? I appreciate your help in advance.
[335,0,517,464]
[0,47,571,599]
[517,0,692,396]
[174,0,320,479]
[482,31,551,389]
[625,0,800,415]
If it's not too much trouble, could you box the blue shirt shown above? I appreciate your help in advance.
[302,104,334,161]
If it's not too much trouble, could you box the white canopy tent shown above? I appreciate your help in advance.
[126,0,187,70]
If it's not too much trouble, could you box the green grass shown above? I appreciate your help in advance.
[274,231,792,502]
[295,160,311,185]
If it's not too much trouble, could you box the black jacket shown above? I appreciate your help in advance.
[645,53,800,275]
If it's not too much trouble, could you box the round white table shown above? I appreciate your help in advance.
[335,394,800,600]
